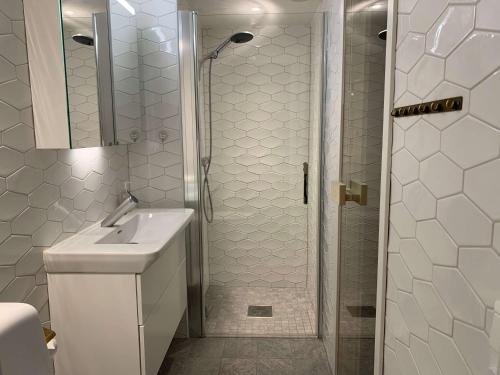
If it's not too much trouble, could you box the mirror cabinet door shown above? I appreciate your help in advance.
[24,0,118,148]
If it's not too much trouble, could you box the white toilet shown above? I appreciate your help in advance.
[0,303,54,375]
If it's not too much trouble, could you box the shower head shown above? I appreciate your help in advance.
[378,29,387,41]
[230,32,254,44]
[202,31,254,62]
[72,34,94,46]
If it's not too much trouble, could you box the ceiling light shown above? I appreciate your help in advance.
[371,3,383,9]
[117,0,136,15]
[64,10,74,15]
[251,7,261,11]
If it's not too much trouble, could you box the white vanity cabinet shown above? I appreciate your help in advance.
[45,209,193,375]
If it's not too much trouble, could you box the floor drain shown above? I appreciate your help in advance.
[248,305,273,317]
[346,305,376,318]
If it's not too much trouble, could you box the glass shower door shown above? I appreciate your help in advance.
[336,3,388,374]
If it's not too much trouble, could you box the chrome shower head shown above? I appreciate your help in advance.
[72,34,94,46]
[202,31,254,63]
[230,31,254,44]
[378,29,387,41]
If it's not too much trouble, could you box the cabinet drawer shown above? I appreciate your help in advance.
[139,259,187,375]
[137,234,185,324]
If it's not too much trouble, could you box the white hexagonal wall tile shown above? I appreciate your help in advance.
[470,70,500,130]
[416,220,458,266]
[442,116,500,169]
[0,146,23,177]
[0,191,27,221]
[393,339,420,375]
[434,266,485,328]
[464,160,500,220]
[409,0,447,34]
[446,32,500,88]
[397,291,429,340]
[453,321,491,375]
[420,153,462,198]
[405,119,440,161]
[407,56,444,99]
[402,181,436,220]
[437,194,492,246]
[390,203,416,238]
[459,247,500,307]
[0,235,31,265]
[395,33,425,73]
[429,329,472,375]
[409,336,442,375]
[385,301,411,346]
[11,207,46,235]
[413,280,453,335]
[388,253,413,292]
[426,6,475,58]
[400,239,433,281]
[392,149,419,185]
[476,0,500,31]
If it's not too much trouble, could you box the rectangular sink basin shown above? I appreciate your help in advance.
[44,209,194,273]
[96,212,173,245]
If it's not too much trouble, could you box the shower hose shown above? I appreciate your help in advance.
[202,57,214,223]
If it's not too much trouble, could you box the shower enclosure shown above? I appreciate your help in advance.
[180,10,323,338]
[178,0,388,371]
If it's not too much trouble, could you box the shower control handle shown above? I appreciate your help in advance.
[303,162,308,205]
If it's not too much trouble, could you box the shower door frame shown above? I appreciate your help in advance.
[374,0,398,374]
[179,10,326,339]
[179,10,205,338]
[330,0,398,373]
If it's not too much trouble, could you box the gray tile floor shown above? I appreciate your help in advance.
[205,286,316,337]
[158,338,332,375]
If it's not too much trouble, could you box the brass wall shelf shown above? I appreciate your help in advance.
[391,96,463,118]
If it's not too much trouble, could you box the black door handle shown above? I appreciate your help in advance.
[303,162,308,205]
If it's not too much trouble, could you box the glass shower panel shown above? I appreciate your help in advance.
[337,3,387,374]
[198,17,322,337]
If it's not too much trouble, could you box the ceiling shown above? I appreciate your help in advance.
[182,0,323,15]
[60,0,107,18]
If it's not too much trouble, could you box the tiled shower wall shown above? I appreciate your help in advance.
[110,0,184,208]
[0,0,129,323]
[385,1,500,374]
[202,25,312,287]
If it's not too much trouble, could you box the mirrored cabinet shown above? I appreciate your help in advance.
[24,0,143,149]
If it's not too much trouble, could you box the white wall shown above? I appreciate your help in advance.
[0,0,129,323]
[385,1,500,374]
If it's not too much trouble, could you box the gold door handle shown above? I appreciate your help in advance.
[332,181,368,206]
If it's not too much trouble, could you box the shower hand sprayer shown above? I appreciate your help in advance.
[199,31,254,223]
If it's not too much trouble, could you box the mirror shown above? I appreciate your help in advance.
[23,0,142,148]
[61,0,115,148]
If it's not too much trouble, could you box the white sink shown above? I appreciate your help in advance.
[44,209,194,273]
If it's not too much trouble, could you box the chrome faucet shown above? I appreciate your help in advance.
[101,191,138,227]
